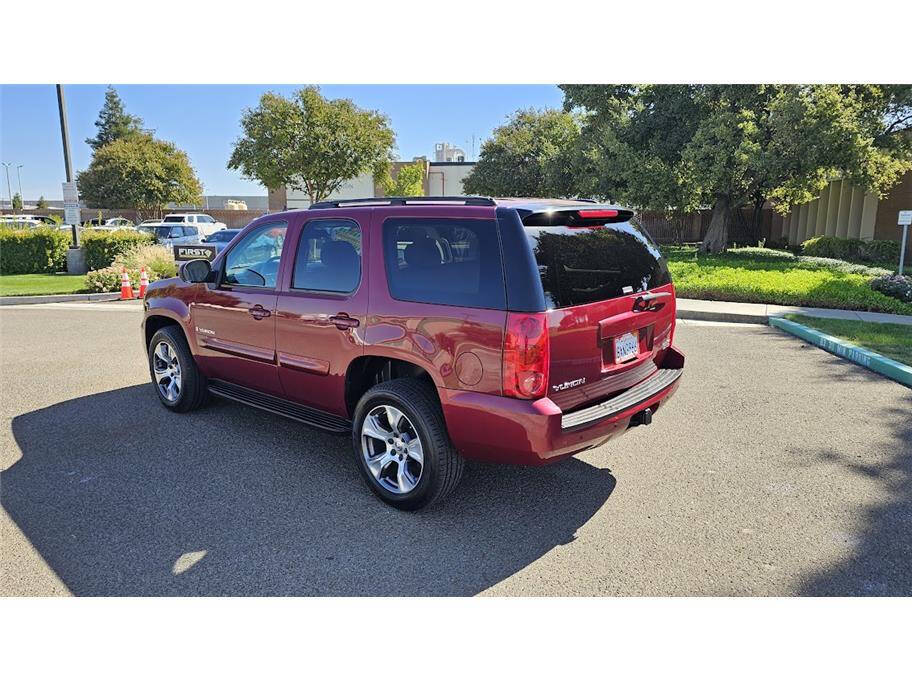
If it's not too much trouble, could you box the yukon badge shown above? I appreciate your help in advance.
[195,326,215,335]
[552,377,586,392]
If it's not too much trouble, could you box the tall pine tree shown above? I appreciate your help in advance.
[85,86,144,151]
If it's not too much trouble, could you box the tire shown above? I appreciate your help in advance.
[352,378,464,511]
[148,325,209,413]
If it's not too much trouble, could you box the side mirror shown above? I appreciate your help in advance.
[179,259,213,284]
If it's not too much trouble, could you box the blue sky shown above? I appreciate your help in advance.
[0,84,564,201]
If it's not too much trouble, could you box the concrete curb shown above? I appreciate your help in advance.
[676,308,769,325]
[0,292,121,306]
[769,317,912,388]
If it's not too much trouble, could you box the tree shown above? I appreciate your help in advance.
[382,161,425,196]
[86,86,145,152]
[36,195,47,209]
[228,87,395,204]
[77,134,202,216]
[12,193,22,211]
[462,109,581,197]
[560,85,912,252]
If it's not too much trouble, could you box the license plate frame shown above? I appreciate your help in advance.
[614,331,639,363]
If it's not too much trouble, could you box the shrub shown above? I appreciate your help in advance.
[797,256,892,277]
[870,274,912,304]
[84,264,170,293]
[84,266,124,293]
[0,227,71,274]
[116,243,178,279]
[801,236,901,264]
[81,229,155,270]
[84,243,178,293]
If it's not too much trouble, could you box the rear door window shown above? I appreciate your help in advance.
[292,219,362,293]
[382,217,504,309]
[525,220,671,309]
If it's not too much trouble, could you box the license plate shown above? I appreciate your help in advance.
[614,332,639,363]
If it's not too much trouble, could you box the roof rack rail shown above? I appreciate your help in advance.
[309,196,496,209]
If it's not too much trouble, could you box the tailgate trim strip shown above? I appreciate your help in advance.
[561,368,683,430]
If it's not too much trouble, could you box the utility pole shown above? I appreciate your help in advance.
[1,162,12,210]
[56,85,79,246]
[16,165,23,206]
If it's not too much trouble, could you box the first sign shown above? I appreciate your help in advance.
[899,210,912,226]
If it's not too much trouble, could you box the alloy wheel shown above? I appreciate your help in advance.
[360,404,424,494]
[152,341,182,402]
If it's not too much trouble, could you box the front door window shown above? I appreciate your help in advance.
[223,222,287,288]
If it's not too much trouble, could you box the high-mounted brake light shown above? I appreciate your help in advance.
[503,312,550,399]
[577,209,619,219]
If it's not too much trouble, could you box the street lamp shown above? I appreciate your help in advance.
[1,162,12,210]
[16,165,23,207]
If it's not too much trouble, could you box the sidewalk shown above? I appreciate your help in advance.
[0,292,120,306]
[676,298,912,326]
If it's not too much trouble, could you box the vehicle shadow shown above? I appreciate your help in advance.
[4,384,616,596]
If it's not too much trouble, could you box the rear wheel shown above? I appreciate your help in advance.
[148,326,208,413]
[352,378,463,510]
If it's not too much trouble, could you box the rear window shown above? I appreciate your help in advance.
[382,217,505,309]
[163,216,185,223]
[524,220,671,309]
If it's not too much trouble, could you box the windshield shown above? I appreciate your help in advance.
[524,220,671,309]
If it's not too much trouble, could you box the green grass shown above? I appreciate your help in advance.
[784,314,912,366]
[664,246,912,316]
[0,274,88,297]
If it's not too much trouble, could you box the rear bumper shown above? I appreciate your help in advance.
[441,346,684,466]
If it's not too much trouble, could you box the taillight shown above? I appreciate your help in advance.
[503,312,550,399]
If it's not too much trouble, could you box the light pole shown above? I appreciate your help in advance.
[1,162,12,210]
[16,165,23,208]
[56,85,79,246]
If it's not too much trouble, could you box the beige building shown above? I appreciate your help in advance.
[270,158,478,210]
[776,171,912,251]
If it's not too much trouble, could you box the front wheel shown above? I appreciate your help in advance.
[148,326,208,413]
[352,378,463,510]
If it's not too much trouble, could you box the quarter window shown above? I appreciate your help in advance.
[382,218,505,309]
[292,219,361,293]
[223,222,287,288]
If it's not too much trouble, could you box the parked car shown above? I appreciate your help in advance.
[82,217,134,230]
[201,228,240,253]
[161,213,226,237]
[142,224,205,248]
[142,197,684,510]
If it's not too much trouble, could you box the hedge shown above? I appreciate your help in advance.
[0,227,71,274]
[801,236,901,265]
[81,229,155,271]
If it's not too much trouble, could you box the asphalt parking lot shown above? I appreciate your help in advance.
[1,301,910,596]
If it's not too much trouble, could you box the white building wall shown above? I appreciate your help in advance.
[427,164,474,196]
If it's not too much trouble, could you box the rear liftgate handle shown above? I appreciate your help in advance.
[632,291,671,312]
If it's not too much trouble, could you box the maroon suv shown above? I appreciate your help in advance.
[142,197,684,509]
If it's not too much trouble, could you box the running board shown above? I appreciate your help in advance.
[208,379,352,434]
[561,368,683,430]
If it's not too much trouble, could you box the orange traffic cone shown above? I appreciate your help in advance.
[138,267,149,298]
[120,267,133,300]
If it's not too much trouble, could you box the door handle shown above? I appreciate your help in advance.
[329,314,360,330]
[249,304,271,320]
